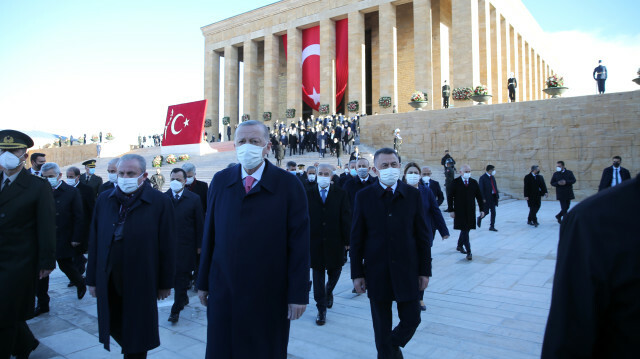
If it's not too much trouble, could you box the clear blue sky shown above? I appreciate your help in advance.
[1,0,638,144]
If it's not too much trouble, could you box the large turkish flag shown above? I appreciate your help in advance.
[162,99,207,146]
[301,26,320,111]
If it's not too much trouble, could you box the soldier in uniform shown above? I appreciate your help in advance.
[0,130,56,358]
[442,80,451,108]
[79,159,103,197]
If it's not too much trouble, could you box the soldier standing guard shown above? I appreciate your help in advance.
[0,130,57,358]
[80,159,103,197]
[442,80,451,108]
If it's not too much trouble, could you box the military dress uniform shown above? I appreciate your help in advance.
[79,159,103,197]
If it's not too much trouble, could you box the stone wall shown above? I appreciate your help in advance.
[27,144,99,169]
[360,91,640,200]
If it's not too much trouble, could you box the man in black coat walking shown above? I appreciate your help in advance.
[182,163,208,214]
[306,164,351,326]
[523,165,548,227]
[420,166,444,206]
[65,166,95,284]
[343,157,377,214]
[448,165,485,260]
[598,155,631,192]
[478,165,499,231]
[98,158,120,194]
[166,168,204,324]
[350,148,431,359]
[550,161,576,223]
[542,175,640,358]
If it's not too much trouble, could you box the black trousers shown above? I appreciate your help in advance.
[527,201,541,223]
[457,230,471,254]
[369,299,421,359]
[312,267,341,312]
[597,79,606,94]
[443,96,449,108]
[108,276,147,358]
[172,271,191,314]
[483,201,497,227]
[0,321,37,358]
[37,257,85,306]
[558,199,571,220]
[72,253,87,275]
[508,87,516,102]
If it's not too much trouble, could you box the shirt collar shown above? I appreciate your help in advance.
[3,171,20,184]
[379,180,398,193]
[172,189,183,198]
[360,175,369,182]
[241,160,265,182]
[318,183,330,192]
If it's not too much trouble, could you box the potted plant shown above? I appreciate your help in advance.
[222,117,230,126]
[286,108,296,119]
[543,75,568,98]
[105,132,114,140]
[452,87,473,102]
[152,155,163,168]
[633,68,640,86]
[204,119,212,127]
[378,96,392,109]
[408,90,428,110]
[347,101,359,113]
[241,114,250,122]
[178,154,190,161]
[91,135,99,143]
[166,154,177,165]
[470,85,492,104]
[263,112,272,121]
[319,104,330,115]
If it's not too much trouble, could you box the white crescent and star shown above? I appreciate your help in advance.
[170,114,190,135]
[302,44,321,106]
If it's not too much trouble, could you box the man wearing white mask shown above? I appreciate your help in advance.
[343,157,377,214]
[182,163,208,214]
[550,161,576,224]
[306,164,351,326]
[447,164,485,260]
[478,165,500,231]
[350,148,431,358]
[98,158,120,194]
[197,120,310,359]
[87,154,176,358]
[80,159,103,198]
[303,165,318,190]
[165,168,204,324]
[66,166,96,286]
[420,166,444,206]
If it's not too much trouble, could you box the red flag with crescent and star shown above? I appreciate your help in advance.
[162,99,207,146]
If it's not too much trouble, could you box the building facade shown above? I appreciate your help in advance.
[202,0,555,140]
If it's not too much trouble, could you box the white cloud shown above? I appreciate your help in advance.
[542,30,640,96]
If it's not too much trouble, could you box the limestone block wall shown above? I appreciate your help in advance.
[27,144,99,168]
[360,91,640,200]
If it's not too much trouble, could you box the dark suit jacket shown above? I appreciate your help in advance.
[80,173,103,197]
[524,173,548,207]
[593,65,607,80]
[598,166,631,192]
[185,179,208,214]
[350,180,431,302]
[550,170,576,201]
[165,189,204,273]
[306,184,351,270]
[542,175,640,358]
[0,169,56,323]
[76,182,95,251]
[422,179,444,206]
[479,173,500,207]
[417,183,449,242]
[448,177,484,230]
[343,176,377,213]
[53,182,85,259]
[98,181,117,194]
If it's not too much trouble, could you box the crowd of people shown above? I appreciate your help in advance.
[0,124,636,359]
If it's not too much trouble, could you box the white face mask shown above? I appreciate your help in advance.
[349,168,357,176]
[317,176,331,188]
[108,173,118,183]
[422,176,431,183]
[236,143,266,170]
[48,177,60,188]
[377,167,400,186]
[89,168,96,175]
[462,173,471,180]
[65,178,77,186]
[406,173,420,186]
[357,168,369,178]
[185,177,195,185]
[118,174,143,194]
[0,151,21,170]
[288,170,297,175]
[491,170,496,176]
[556,167,562,172]
[307,174,316,182]
[169,180,183,193]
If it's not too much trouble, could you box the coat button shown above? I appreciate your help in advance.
[388,213,392,217]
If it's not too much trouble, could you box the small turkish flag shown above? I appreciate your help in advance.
[162,100,207,146]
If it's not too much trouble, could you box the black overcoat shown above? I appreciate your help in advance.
[197,160,310,359]
[598,166,631,192]
[550,169,576,201]
[186,179,208,214]
[542,176,640,358]
[75,182,95,252]
[350,180,431,302]
[53,182,84,259]
[478,173,500,207]
[343,176,377,213]
[0,169,56,323]
[164,189,204,273]
[423,179,444,206]
[447,177,484,230]
[306,184,351,270]
[98,181,116,194]
[86,183,176,353]
[79,173,103,197]
[523,173,547,207]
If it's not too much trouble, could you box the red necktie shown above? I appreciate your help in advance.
[245,176,255,193]
[464,180,468,187]
[490,177,496,194]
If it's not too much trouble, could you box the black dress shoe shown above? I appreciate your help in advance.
[16,339,39,359]
[489,227,498,232]
[527,221,534,226]
[168,312,179,323]
[33,305,49,317]
[477,216,482,228]
[456,246,467,254]
[326,293,334,309]
[67,281,75,287]
[534,222,539,227]
[466,253,473,260]
[555,214,562,224]
[77,285,87,300]
[316,311,326,326]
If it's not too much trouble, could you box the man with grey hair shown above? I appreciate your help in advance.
[448,164,484,260]
[87,153,176,358]
[524,165,548,227]
[198,120,310,358]
[98,157,120,194]
[182,162,208,213]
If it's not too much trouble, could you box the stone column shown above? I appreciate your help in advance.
[537,54,543,99]
[264,32,280,121]
[510,26,519,102]
[287,27,302,122]
[518,35,525,101]
[379,2,398,114]
[320,18,336,113]
[431,0,442,109]
[414,0,433,110]
[478,0,491,96]
[500,16,510,103]
[525,43,532,101]
[243,39,258,121]
[541,59,547,98]
[348,11,366,115]
[452,0,480,107]
[531,48,538,100]
[204,50,220,142]
[224,45,239,138]
[490,5,502,103]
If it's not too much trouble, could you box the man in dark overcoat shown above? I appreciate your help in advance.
[550,161,576,223]
[0,130,56,358]
[343,157,377,214]
[542,175,640,358]
[165,168,204,323]
[447,165,485,260]
[306,164,351,326]
[66,166,95,280]
[350,148,431,359]
[523,165,548,226]
[182,163,208,214]
[79,159,103,197]
[420,166,445,206]
[86,154,176,358]
[598,155,631,192]
[478,165,499,231]
[197,120,310,359]
[36,162,87,315]
[98,158,120,194]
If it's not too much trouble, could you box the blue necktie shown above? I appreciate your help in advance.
[321,188,327,203]
[614,168,619,185]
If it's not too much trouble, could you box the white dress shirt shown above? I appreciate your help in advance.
[241,160,266,190]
